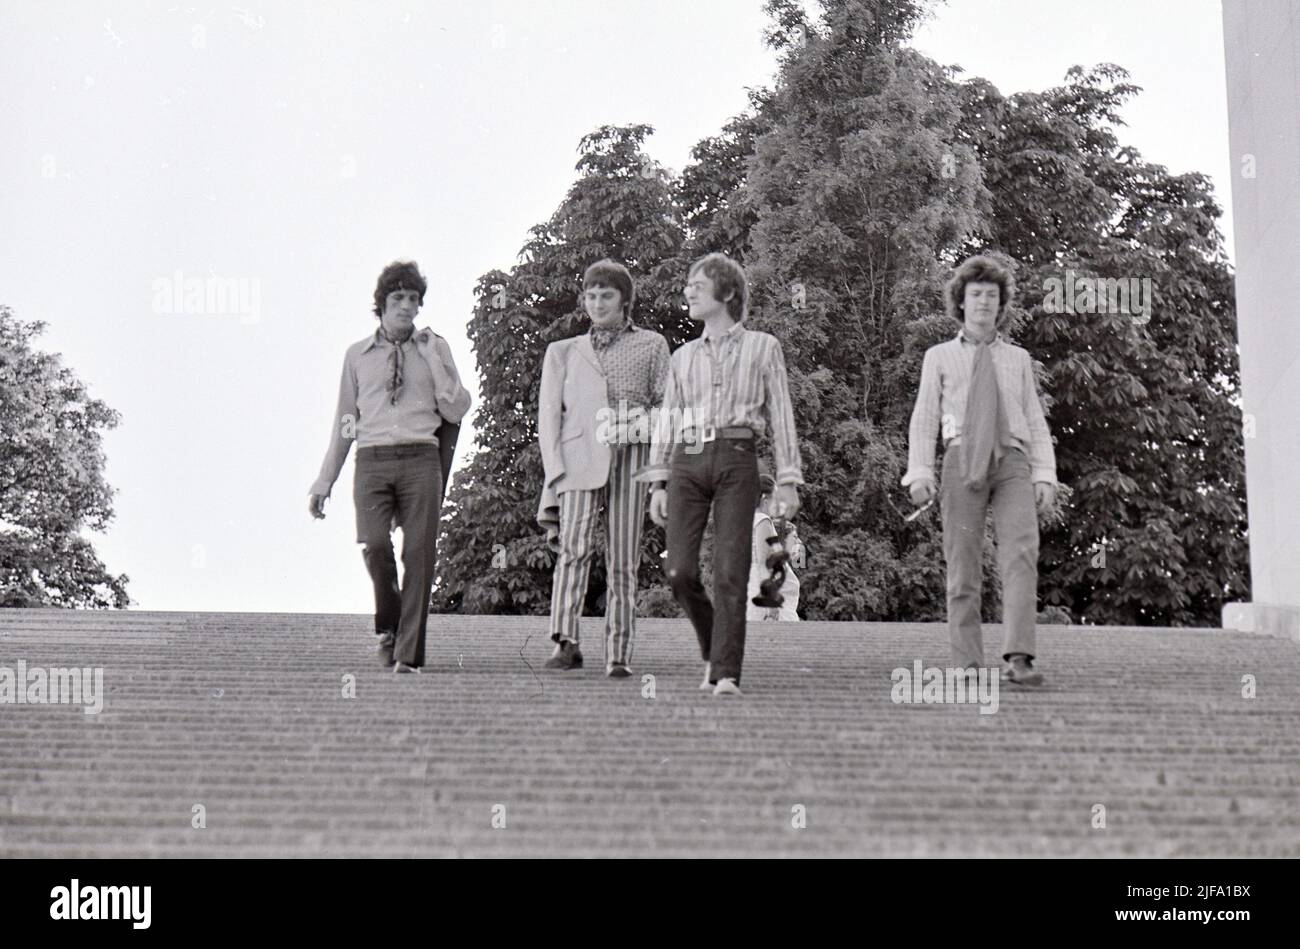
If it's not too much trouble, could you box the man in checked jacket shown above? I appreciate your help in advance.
[536,260,670,678]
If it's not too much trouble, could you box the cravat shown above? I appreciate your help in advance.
[590,319,627,353]
[961,340,1008,490]
[381,327,424,405]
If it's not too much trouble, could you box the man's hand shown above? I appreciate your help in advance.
[909,478,936,508]
[1034,481,1057,514]
[309,494,327,520]
[649,488,668,527]
[544,526,561,554]
[772,484,800,521]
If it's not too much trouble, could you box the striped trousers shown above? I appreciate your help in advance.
[548,442,649,669]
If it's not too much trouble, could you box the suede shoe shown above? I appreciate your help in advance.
[544,640,583,670]
[1001,654,1044,687]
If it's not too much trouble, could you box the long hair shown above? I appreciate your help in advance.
[944,254,1015,326]
[372,260,428,317]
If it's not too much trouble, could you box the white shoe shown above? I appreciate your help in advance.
[713,677,742,697]
[699,662,713,691]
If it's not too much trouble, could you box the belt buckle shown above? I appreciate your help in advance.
[700,424,716,443]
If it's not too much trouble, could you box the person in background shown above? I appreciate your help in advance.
[747,472,802,622]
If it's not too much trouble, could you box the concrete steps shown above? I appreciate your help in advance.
[1,610,1296,857]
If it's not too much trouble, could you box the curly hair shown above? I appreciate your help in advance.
[944,254,1016,325]
[582,259,635,317]
[689,252,748,321]
[372,260,428,317]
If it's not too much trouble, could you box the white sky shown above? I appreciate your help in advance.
[0,0,1233,613]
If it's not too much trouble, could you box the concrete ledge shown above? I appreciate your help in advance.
[1222,601,1300,643]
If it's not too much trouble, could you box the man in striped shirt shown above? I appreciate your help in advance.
[639,253,804,697]
[902,254,1058,686]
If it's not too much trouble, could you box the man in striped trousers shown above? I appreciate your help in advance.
[537,260,670,677]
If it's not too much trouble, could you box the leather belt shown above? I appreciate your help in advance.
[684,425,754,443]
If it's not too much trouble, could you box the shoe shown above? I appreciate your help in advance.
[712,677,743,697]
[606,663,632,678]
[394,662,422,674]
[544,640,583,670]
[1001,654,1043,686]
[377,632,396,668]
[699,662,713,691]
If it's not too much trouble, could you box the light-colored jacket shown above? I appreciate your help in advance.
[537,334,613,510]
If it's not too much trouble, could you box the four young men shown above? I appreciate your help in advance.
[312,251,1058,695]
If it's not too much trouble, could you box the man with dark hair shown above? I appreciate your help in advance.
[640,252,803,697]
[537,259,669,677]
[902,253,1057,686]
[309,260,472,673]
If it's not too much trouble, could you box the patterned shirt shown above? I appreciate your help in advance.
[639,319,804,486]
[590,321,671,410]
[902,329,1057,486]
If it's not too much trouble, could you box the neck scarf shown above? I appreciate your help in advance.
[380,326,418,405]
[590,317,629,353]
[960,339,1011,490]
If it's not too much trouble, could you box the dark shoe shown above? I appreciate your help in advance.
[394,661,422,674]
[1002,654,1044,687]
[606,663,632,678]
[544,640,583,670]
[377,632,396,668]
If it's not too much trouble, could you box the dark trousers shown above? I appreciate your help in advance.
[353,443,443,668]
[665,438,759,684]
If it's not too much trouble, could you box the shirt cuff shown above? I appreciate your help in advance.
[1030,468,1057,485]
[900,467,935,488]
[775,471,804,487]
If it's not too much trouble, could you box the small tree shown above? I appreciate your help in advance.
[0,306,129,608]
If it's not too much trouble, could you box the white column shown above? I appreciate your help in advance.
[1221,0,1300,642]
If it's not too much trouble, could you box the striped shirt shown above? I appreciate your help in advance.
[639,320,804,486]
[902,330,1057,487]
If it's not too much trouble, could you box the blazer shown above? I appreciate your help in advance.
[538,334,613,497]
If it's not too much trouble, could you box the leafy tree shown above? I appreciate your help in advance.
[436,0,1248,628]
[0,306,129,608]
[960,64,1248,624]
